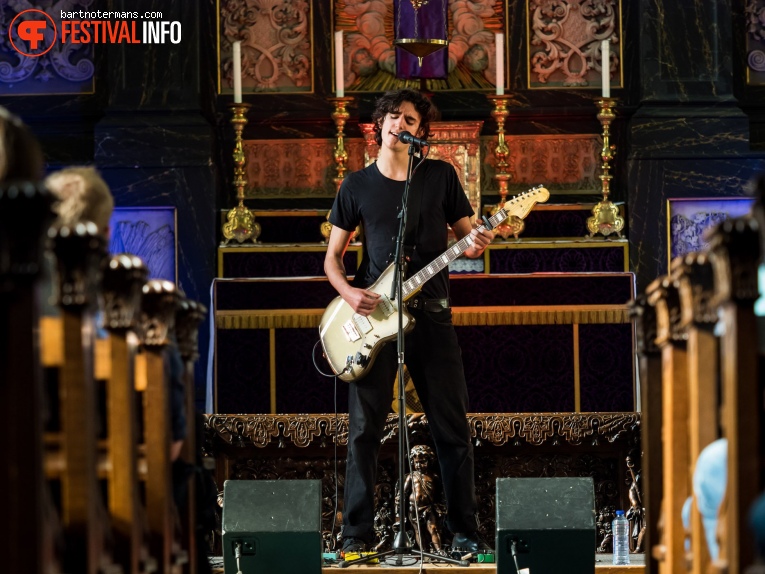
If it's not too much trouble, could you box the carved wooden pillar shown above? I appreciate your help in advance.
[630,293,662,574]
[646,275,689,574]
[50,222,118,574]
[102,255,154,574]
[139,280,186,574]
[176,296,208,574]
[0,182,56,574]
[707,215,761,574]
[672,252,719,574]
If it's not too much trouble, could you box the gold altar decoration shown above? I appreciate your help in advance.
[487,94,524,240]
[587,97,624,238]
[322,96,358,242]
[222,103,261,244]
[394,0,449,67]
[329,96,354,191]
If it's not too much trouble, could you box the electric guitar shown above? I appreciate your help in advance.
[319,185,550,382]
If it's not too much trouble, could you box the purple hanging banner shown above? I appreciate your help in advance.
[394,0,448,80]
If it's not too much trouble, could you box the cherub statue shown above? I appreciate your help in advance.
[626,455,646,552]
[396,445,446,553]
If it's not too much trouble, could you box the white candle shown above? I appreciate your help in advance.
[335,31,344,98]
[232,41,242,103]
[601,39,610,98]
[495,33,504,95]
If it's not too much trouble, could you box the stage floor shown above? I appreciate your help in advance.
[212,553,645,572]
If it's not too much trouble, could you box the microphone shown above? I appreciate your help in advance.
[397,131,430,147]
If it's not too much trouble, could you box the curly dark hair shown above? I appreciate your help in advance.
[371,89,438,146]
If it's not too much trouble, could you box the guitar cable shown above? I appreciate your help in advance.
[311,339,352,377]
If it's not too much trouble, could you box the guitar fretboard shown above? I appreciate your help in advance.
[401,208,508,300]
[400,185,546,300]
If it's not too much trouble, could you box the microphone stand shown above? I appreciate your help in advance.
[338,143,470,569]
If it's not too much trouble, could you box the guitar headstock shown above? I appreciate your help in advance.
[489,185,550,227]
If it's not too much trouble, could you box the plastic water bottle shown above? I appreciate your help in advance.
[612,510,630,565]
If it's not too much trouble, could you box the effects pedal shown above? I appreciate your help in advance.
[342,552,379,564]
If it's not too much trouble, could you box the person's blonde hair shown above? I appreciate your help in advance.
[45,166,114,234]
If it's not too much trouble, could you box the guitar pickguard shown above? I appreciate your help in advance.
[340,295,395,343]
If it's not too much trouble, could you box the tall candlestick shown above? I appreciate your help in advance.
[601,39,610,98]
[222,103,260,243]
[232,41,242,103]
[335,31,344,98]
[495,33,504,96]
[586,98,624,237]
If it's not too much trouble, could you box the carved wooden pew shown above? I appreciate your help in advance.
[0,182,60,574]
[646,273,691,574]
[630,293,662,574]
[138,280,188,574]
[175,298,207,574]
[707,214,762,574]
[46,222,122,574]
[99,254,157,574]
[672,252,720,574]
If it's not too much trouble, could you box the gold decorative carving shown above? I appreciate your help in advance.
[219,0,313,94]
[214,305,631,330]
[528,0,621,89]
[482,134,601,195]
[243,139,366,199]
[205,412,639,448]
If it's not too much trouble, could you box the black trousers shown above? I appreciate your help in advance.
[342,306,479,542]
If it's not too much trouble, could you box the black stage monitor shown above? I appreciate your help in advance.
[222,479,322,574]
[496,477,596,573]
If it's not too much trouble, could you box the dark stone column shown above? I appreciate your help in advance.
[96,0,215,405]
[627,0,765,294]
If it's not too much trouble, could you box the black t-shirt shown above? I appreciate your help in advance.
[329,159,474,299]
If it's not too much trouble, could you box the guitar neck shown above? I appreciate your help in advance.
[401,207,508,300]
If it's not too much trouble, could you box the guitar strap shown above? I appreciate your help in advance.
[402,166,424,259]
